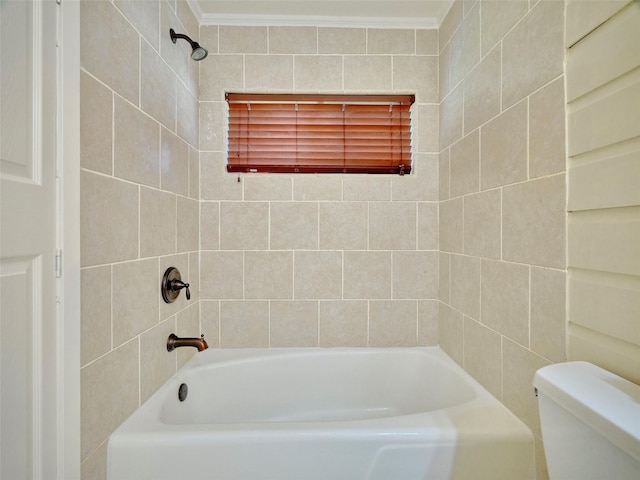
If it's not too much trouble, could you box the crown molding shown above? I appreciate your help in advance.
[187,1,439,29]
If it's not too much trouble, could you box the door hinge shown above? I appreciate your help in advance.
[55,249,63,278]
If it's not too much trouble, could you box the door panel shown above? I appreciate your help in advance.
[0,0,35,181]
[1,257,38,479]
[1,0,58,478]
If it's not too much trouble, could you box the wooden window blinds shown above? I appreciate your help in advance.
[226,93,415,175]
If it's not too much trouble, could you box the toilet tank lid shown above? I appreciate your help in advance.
[534,361,640,461]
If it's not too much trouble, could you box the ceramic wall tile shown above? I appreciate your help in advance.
[319,300,368,346]
[177,196,199,252]
[438,302,464,365]
[200,201,220,251]
[161,127,189,196]
[200,251,243,299]
[369,300,418,346]
[270,301,319,347]
[244,251,294,299]
[529,77,566,178]
[369,202,417,250]
[439,197,463,253]
[201,54,242,101]
[318,27,366,54]
[270,26,317,54]
[464,189,501,259]
[416,29,438,55]
[200,152,243,201]
[502,0,564,108]
[450,254,481,320]
[114,0,160,51]
[480,100,528,190]
[464,317,502,398]
[418,300,439,346]
[219,301,269,347]
[481,259,530,345]
[113,96,161,188]
[294,251,343,299]
[392,251,439,299]
[112,259,159,347]
[294,56,343,91]
[80,171,138,267]
[80,72,112,174]
[392,154,439,202]
[141,40,176,130]
[343,251,392,299]
[80,0,139,104]
[531,267,567,362]
[503,174,566,268]
[140,187,176,257]
[449,129,480,198]
[219,26,268,53]
[463,45,501,134]
[417,202,439,251]
[245,55,293,90]
[393,56,439,104]
[502,339,550,436]
[244,176,293,201]
[319,202,368,250]
[344,56,392,91]
[140,318,177,403]
[480,0,528,56]
[368,29,415,54]
[80,340,138,459]
[219,202,269,250]
[80,266,112,366]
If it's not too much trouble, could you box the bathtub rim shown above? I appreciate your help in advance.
[109,346,532,437]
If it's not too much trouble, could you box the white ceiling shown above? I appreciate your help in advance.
[190,0,454,28]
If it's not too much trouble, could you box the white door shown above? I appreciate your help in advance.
[1,0,61,478]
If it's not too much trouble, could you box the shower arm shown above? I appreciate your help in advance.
[170,29,195,47]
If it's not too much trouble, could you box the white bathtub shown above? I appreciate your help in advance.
[108,347,534,480]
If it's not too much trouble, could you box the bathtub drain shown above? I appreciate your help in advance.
[178,383,188,402]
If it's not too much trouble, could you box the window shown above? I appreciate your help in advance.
[226,93,415,175]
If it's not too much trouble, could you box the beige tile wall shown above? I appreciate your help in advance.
[79,1,200,478]
[198,24,441,349]
[438,1,567,478]
[77,2,577,480]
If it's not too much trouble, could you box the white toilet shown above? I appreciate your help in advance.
[534,361,640,479]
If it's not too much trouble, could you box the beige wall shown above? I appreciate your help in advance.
[437,1,566,478]
[79,4,441,476]
[197,25,441,348]
[566,0,640,383]
[79,0,200,477]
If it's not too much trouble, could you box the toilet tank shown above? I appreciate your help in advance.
[533,362,640,480]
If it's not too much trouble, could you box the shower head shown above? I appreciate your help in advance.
[169,28,208,61]
[190,45,208,61]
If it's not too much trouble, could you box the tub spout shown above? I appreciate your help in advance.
[167,333,208,352]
